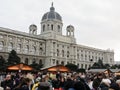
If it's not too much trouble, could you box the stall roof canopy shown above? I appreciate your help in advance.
[7,63,34,71]
[88,69,120,73]
[41,65,70,72]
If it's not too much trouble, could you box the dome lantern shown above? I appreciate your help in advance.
[50,2,55,12]
[41,3,63,35]
[66,25,75,37]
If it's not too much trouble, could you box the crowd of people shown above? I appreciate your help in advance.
[0,71,120,90]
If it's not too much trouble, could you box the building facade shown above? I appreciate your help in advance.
[0,4,114,69]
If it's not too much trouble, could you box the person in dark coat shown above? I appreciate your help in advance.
[1,75,14,90]
[98,79,111,90]
[59,77,65,90]
[93,73,103,90]
[13,78,31,90]
[109,79,120,90]
[73,80,86,90]
[75,76,90,90]
[64,77,75,90]
[51,78,60,89]
[109,83,120,90]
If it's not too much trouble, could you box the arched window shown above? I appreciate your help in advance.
[39,59,42,65]
[81,54,83,61]
[85,64,87,69]
[58,25,60,32]
[43,25,45,32]
[71,32,74,36]
[8,42,13,52]
[25,58,28,64]
[17,44,21,52]
[67,62,69,64]
[56,60,59,65]
[57,49,59,56]
[51,24,53,30]
[85,55,87,60]
[39,48,43,55]
[62,50,64,57]
[34,46,36,54]
[89,64,91,68]
[81,64,83,68]
[32,58,36,63]
[67,31,70,36]
[67,51,69,58]
[77,54,79,59]
[73,61,75,64]
[31,46,36,54]
[0,41,4,50]
[33,30,36,34]
[24,45,29,54]
[47,24,49,30]
[89,55,91,60]
[61,61,64,65]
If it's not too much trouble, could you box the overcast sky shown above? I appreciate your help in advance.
[0,0,120,61]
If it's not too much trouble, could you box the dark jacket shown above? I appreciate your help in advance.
[99,83,109,90]
[93,78,102,90]
[1,80,14,90]
[52,79,60,89]
[73,81,86,90]
[13,84,29,90]
[20,85,29,90]
[64,79,74,90]
[38,82,50,90]
[110,83,120,90]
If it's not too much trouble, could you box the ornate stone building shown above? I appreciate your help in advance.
[0,4,114,69]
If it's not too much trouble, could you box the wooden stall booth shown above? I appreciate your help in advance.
[7,63,34,72]
[41,65,70,73]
